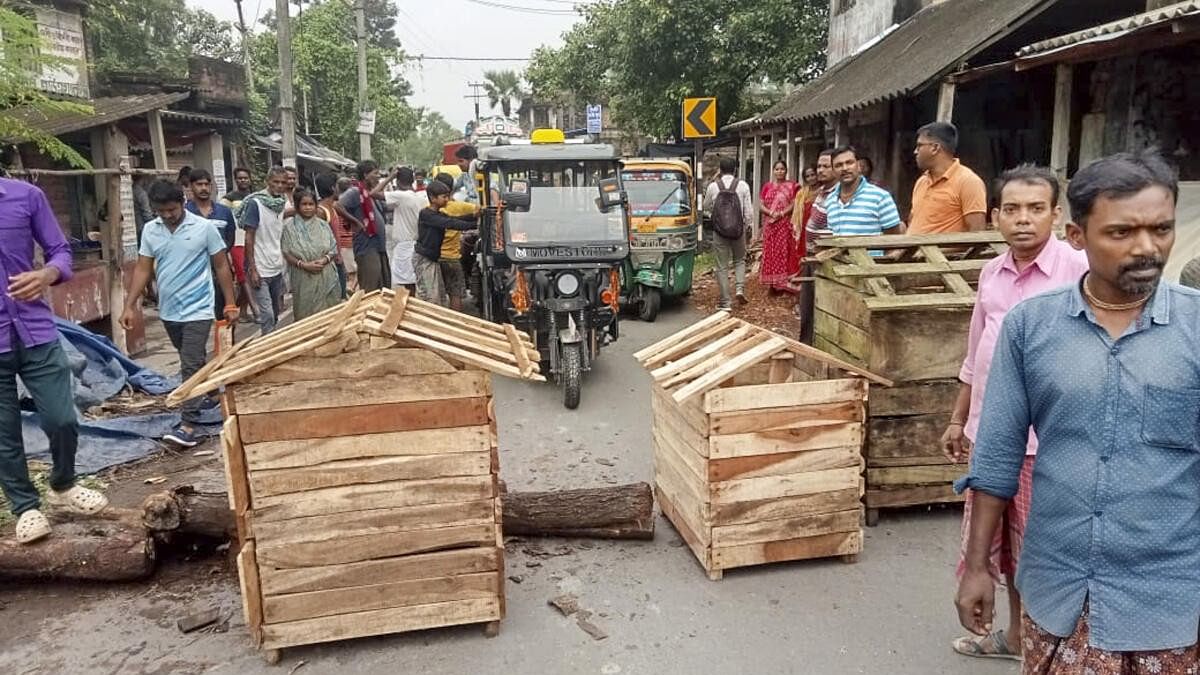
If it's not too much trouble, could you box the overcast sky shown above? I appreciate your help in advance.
[185,0,582,130]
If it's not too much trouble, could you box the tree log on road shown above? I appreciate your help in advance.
[141,487,235,540]
[0,521,155,582]
[501,482,655,540]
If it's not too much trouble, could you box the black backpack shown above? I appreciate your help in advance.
[712,176,744,240]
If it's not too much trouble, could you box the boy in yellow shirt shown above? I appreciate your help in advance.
[433,172,478,311]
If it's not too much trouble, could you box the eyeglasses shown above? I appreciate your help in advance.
[914,141,938,150]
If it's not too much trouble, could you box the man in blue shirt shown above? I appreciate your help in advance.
[121,181,238,448]
[184,169,237,320]
[955,151,1200,672]
[824,146,902,240]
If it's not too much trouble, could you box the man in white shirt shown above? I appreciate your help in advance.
[240,166,290,334]
[703,156,755,310]
[385,167,428,292]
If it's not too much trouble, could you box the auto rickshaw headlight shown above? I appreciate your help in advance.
[555,273,581,297]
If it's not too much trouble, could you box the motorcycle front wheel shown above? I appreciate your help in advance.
[560,342,583,410]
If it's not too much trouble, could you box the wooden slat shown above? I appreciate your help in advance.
[705,378,865,415]
[817,231,1004,249]
[868,380,959,417]
[259,547,499,596]
[245,426,491,471]
[251,475,495,523]
[814,277,871,330]
[653,434,709,514]
[237,539,265,646]
[713,466,861,504]
[767,353,794,384]
[232,371,491,415]
[399,310,522,357]
[168,335,250,404]
[813,310,870,365]
[782,342,892,386]
[256,522,497,568]
[866,484,963,509]
[655,487,711,572]
[710,399,863,436]
[709,422,863,460]
[672,337,788,403]
[707,445,860,482]
[370,322,542,382]
[261,597,501,650]
[867,311,969,382]
[711,509,859,548]
[865,293,977,312]
[253,500,496,545]
[653,385,709,439]
[830,258,989,278]
[378,286,410,335]
[264,572,500,624]
[504,324,534,378]
[660,330,773,390]
[634,310,732,363]
[650,325,754,382]
[323,289,366,340]
[640,318,743,371]
[866,465,965,486]
[237,398,490,444]
[249,452,492,499]
[367,312,521,365]
[246,349,457,384]
[711,530,862,570]
[712,488,861,527]
[867,411,951,459]
[221,415,251,513]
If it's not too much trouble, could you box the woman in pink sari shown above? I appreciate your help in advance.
[759,160,799,293]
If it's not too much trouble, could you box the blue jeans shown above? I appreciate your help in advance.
[252,274,286,335]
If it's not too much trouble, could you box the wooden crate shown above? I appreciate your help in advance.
[168,289,543,661]
[636,312,890,580]
[812,232,1005,517]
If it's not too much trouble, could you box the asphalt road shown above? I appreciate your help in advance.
[0,302,1018,675]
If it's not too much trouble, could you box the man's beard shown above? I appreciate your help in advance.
[1117,256,1165,296]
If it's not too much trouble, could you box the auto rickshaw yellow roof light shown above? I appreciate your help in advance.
[530,129,566,144]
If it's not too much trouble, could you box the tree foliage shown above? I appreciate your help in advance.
[86,0,239,78]
[0,5,91,167]
[393,109,461,169]
[482,69,524,118]
[526,0,827,138]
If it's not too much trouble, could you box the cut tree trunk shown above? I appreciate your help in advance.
[0,520,155,582]
[141,487,235,540]
[501,482,655,540]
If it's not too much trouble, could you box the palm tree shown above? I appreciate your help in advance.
[482,70,524,118]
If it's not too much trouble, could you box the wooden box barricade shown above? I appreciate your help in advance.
[635,312,891,580]
[167,289,543,661]
[811,232,1007,522]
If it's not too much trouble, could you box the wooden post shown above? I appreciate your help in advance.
[1050,63,1073,182]
[936,80,956,123]
[737,135,747,182]
[785,122,796,180]
[750,133,762,239]
[101,125,130,352]
[834,115,850,147]
[769,129,779,175]
[147,110,169,170]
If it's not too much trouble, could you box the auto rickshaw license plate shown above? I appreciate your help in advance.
[636,222,656,233]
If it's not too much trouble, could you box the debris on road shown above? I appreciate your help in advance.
[176,607,221,634]
[549,593,581,616]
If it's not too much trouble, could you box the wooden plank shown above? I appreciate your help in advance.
[405,301,529,346]
[232,371,491,415]
[711,509,859,548]
[367,313,521,366]
[399,310,521,357]
[252,475,495,523]
[650,325,754,382]
[249,452,492,499]
[261,597,501,650]
[866,484,963,509]
[712,488,861,527]
[257,523,497,569]
[378,286,410,335]
[767,353,794,384]
[782,342,892,387]
[869,455,957,468]
[709,422,864,460]
[652,435,709,519]
[830,258,989,278]
[377,323,541,382]
[867,412,951,459]
[634,310,732,363]
[814,276,871,330]
[652,428,706,484]
[323,289,365,340]
[253,500,495,546]
[813,335,860,367]
[813,310,870,364]
[868,311,969,382]
[710,399,863,436]
[817,231,1004,250]
[652,386,708,439]
[708,445,860,482]
[711,530,862,570]
[237,539,264,646]
[168,335,250,404]
[238,398,490,444]
[260,547,499,596]
[920,245,975,296]
[713,466,861,504]
[867,465,965,486]
[245,426,491,471]
[705,378,865,415]
[264,572,499,624]
[221,415,251,513]
[504,324,534,378]
[246,349,456,384]
[660,330,773,391]
[652,396,707,459]
[673,337,788,403]
[654,487,711,571]
[868,380,959,417]
[865,293,977,312]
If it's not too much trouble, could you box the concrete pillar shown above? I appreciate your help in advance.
[937,80,956,123]
[785,122,796,180]
[1050,64,1074,181]
[192,132,228,197]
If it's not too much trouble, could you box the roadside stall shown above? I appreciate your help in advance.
[166,288,543,662]
[811,231,1006,524]
[636,311,890,580]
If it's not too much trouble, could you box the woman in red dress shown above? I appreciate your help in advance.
[759,161,799,293]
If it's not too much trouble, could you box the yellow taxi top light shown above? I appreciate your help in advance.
[531,129,566,144]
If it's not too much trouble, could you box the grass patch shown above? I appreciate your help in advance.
[694,251,717,278]
[0,462,107,527]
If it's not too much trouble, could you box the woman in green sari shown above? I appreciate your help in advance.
[281,189,342,320]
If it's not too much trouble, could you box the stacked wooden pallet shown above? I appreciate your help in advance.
[811,232,1006,524]
[636,312,891,580]
[169,289,542,662]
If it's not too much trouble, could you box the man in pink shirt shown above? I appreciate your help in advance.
[942,165,1089,661]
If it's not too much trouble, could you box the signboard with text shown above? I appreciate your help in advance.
[586,104,602,135]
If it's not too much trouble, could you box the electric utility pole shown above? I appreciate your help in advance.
[355,0,372,160]
[275,0,297,167]
[465,82,487,126]
[234,0,254,89]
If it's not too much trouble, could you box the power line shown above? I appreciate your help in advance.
[407,55,532,61]
[459,0,580,15]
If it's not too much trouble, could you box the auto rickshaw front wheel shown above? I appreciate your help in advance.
[637,287,661,322]
[560,342,583,409]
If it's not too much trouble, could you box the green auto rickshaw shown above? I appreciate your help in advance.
[619,158,697,322]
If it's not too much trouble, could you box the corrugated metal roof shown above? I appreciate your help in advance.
[253,133,357,169]
[760,0,1051,123]
[160,109,242,127]
[1017,0,1200,56]
[1,92,190,139]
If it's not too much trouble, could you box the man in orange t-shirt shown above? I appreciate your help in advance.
[910,122,987,234]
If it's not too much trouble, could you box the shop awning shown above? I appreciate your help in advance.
[1,92,190,139]
[1013,0,1200,70]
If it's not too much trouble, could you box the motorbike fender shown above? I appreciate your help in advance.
[635,269,665,287]
[558,327,584,345]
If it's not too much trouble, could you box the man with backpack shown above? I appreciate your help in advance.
[704,157,754,310]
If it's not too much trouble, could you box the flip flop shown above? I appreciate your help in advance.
[952,630,1022,661]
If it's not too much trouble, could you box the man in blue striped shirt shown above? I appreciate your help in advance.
[825,146,902,241]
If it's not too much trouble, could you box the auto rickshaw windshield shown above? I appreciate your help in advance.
[622,170,691,218]
[499,161,627,245]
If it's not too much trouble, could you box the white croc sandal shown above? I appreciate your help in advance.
[16,509,51,544]
[46,486,109,515]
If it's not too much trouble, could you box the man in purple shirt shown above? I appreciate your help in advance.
[0,177,108,544]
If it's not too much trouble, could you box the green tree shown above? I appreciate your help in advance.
[86,0,238,77]
[482,69,524,118]
[526,0,827,138]
[394,110,461,169]
[0,5,91,167]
